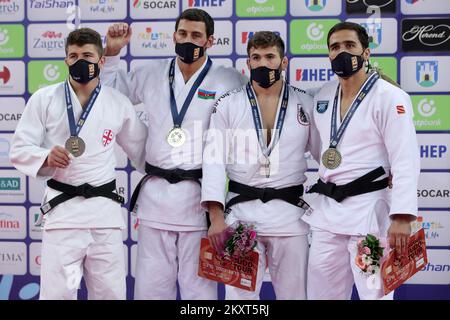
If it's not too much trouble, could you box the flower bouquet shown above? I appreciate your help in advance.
[219,221,258,260]
[355,234,385,275]
[198,221,259,291]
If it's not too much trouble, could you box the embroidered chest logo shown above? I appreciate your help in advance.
[102,129,114,146]
[316,100,329,113]
[297,104,309,126]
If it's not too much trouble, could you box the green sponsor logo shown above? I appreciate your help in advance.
[236,0,286,17]
[412,95,450,131]
[0,178,20,190]
[28,60,68,94]
[370,57,397,83]
[0,24,24,58]
[290,19,340,55]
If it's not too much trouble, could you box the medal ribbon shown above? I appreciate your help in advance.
[246,81,289,158]
[64,80,101,137]
[329,72,379,149]
[168,57,212,128]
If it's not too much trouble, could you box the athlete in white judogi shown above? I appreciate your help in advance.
[202,32,320,300]
[302,22,420,300]
[9,28,148,300]
[102,9,247,299]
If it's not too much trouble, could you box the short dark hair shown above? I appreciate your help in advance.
[327,22,369,49]
[65,28,103,56]
[175,8,214,38]
[247,31,285,58]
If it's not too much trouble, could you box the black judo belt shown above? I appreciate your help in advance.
[306,166,389,203]
[129,162,210,226]
[40,179,124,215]
[225,180,309,213]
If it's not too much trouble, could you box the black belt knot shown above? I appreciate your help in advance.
[307,166,389,203]
[225,180,309,212]
[75,183,96,198]
[40,179,124,215]
[129,162,202,212]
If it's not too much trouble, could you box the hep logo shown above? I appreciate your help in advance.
[188,0,226,6]
[242,31,280,43]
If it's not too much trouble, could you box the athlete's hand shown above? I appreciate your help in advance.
[388,214,415,259]
[207,202,228,253]
[388,172,393,189]
[43,146,71,169]
[105,23,132,56]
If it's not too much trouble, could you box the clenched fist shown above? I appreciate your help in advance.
[105,23,132,56]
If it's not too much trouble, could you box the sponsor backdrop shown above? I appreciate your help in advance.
[0,0,449,300]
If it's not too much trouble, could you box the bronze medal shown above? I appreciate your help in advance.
[65,136,85,157]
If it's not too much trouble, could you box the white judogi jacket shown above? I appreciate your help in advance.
[101,55,247,231]
[10,81,148,230]
[201,82,320,236]
[302,77,420,236]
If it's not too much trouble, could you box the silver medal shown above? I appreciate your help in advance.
[166,127,186,148]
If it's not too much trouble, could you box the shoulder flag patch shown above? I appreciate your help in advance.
[316,101,329,113]
[198,89,216,100]
[396,105,405,115]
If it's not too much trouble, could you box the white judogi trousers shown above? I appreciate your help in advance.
[40,228,126,300]
[307,229,394,300]
[134,225,217,300]
[226,235,309,300]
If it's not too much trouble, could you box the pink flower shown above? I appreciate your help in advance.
[363,247,371,255]
[250,230,256,240]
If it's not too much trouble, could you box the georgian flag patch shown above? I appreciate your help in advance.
[102,129,114,146]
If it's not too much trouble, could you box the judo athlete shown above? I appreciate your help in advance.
[303,22,420,300]
[202,31,320,300]
[10,28,148,300]
[101,9,247,299]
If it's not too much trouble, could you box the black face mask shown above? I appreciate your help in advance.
[331,51,365,78]
[69,59,100,84]
[175,42,205,64]
[250,65,281,89]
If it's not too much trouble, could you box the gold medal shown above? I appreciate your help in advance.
[322,148,341,170]
[166,127,186,148]
[65,136,85,157]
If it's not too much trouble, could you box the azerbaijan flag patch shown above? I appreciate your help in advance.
[198,89,216,100]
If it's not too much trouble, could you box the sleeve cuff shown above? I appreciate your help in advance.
[200,196,225,211]
[104,55,121,70]
[35,150,55,179]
